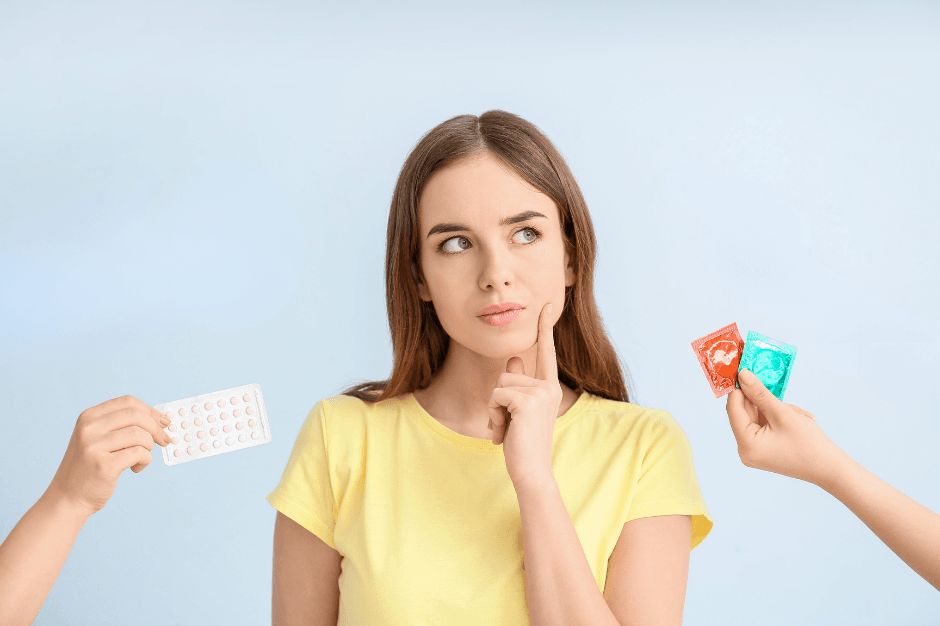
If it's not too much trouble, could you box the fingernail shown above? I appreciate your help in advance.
[738,369,754,383]
[164,432,171,444]
[160,417,170,426]
[488,419,493,430]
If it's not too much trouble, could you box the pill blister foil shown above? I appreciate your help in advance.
[154,382,272,466]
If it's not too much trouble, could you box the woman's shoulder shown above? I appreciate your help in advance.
[317,391,413,413]
[581,392,668,420]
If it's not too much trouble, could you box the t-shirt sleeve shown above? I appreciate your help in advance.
[624,410,714,550]
[266,400,337,550]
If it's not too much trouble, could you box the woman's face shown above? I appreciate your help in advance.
[416,150,575,359]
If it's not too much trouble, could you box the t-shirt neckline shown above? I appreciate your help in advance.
[406,389,592,452]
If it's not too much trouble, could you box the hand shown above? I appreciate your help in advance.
[45,395,171,518]
[487,303,562,490]
[726,368,845,488]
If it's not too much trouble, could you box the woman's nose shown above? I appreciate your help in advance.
[478,246,513,290]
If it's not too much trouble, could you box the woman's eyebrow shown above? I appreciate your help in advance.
[425,210,548,239]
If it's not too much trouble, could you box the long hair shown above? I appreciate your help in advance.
[340,110,635,404]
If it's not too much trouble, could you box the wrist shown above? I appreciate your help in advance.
[39,487,94,526]
[812,444,855,495]
[512,471,557,499]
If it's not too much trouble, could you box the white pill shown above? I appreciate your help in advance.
[187,446,194,455]
[248,419,256,427]
[178,408,186,417]
[194,418,203,426]
[197,431,206,439]
[220,412,228,420]
[230,396,238,404]
[191,405,200,414]
[171,437,179,444]
[200,443,207,452]
[180,421,189,429]
[217,399,225,408]
[210,428,218,436]
[207,415,216,423]
[233,409,240,417]
[235,422,244,430]
[246,406,254,415]
[184,434,192,442]
[242,394,250,402]
[174,450,181,457]
[204,402,213,411]
[168,424,177,432]
[223,425,231,433]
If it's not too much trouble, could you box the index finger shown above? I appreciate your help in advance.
[534,303,558,382]
[105,396,171,447]
[96,394,167,426]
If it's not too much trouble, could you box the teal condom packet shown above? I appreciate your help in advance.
[735,331,797,401]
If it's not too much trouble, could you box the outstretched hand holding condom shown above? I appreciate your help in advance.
[693,322,940,592]
[726,369,846,488]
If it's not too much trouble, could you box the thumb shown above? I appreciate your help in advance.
[737,368,782,423]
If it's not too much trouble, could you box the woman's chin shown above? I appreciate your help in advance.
[469,336,534,360]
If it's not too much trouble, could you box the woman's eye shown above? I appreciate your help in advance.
[514,228,539,244]
[437,227,542,254]
[439,235,471,254]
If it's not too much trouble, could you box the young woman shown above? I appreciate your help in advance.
[268,110,714,625]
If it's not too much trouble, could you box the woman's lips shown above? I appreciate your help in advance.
[479,308,524,326]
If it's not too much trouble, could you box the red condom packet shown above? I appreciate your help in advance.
[691,323,745,398]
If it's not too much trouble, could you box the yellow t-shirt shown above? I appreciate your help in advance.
[266,390,713,624]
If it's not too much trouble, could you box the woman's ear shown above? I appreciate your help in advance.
[564,242,576,288]
[413,263,433,302]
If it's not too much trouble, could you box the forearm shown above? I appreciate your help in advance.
[820,450,940,591]
[0,489,92,626]
[516,477,620,626]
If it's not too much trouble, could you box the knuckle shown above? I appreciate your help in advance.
[76,422,94,445]
[93,453,109,474]
[139,428,155,451]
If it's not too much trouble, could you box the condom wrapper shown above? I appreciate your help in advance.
[735,331,797,401]
[691,323,745,398]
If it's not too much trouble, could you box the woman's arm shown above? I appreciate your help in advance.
[272,511,342,626]
[516,478,690,626]
[603,515,691,626]
[0,395,170,625]
[818,447,940,589]
[729,369,940,591]
[0,490,92,626]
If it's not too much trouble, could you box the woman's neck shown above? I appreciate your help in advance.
[411,342,581,437]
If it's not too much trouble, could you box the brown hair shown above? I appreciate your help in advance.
[339,110,635,404]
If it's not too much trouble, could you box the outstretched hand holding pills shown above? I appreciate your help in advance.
[46,395,172,516]
[726,368,846,489]
[0,395,171,626]
[0,384,271,626]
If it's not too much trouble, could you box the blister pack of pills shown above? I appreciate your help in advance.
[154,383,272,466]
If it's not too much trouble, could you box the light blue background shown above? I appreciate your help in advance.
[1,1,938,623]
